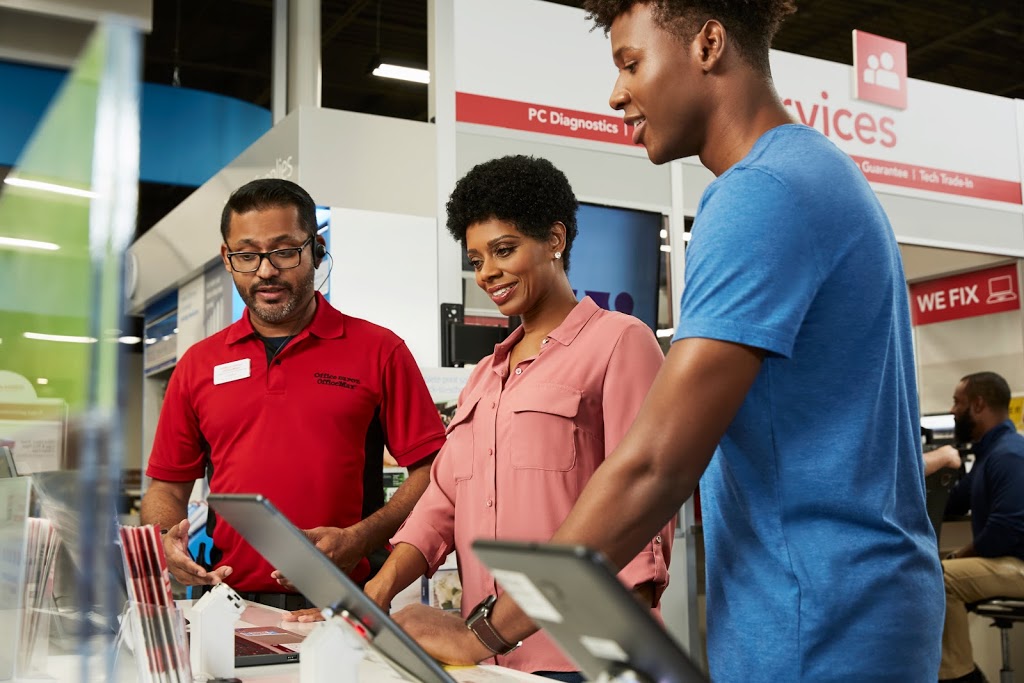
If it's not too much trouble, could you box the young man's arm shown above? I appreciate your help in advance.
[393,337,763,664]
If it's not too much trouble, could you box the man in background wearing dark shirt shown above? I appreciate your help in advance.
[938,371,1024,683]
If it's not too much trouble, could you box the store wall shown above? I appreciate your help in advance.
[914,261,1024,414]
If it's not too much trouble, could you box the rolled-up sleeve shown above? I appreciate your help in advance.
[391,450,457,574]
[391,384,479,575]
[602,321,675,603]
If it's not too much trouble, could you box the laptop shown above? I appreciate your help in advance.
[234,622,302,666]
[207,493,456,683]
[472,539,708,683]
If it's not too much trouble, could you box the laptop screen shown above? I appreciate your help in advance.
[207,493,455,683]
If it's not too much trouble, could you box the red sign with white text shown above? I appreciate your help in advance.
[852,156,1022,204]
[853,30,907,110]
[910,264,1020,326]
[456,92,638,147]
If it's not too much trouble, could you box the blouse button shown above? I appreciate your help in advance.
[542,338,549,345]
[654,535,662,544]
[514,367,523,375]
[486,499,493,507]
[488,448,493,456]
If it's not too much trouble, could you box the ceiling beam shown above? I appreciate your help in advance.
[322,0,374,48]
[908,12,1007,59]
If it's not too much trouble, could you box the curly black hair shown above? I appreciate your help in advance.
[582,0,797,75]
[445,155,580,272]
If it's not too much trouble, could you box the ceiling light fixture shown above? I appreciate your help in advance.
[36,378,49,385]
[367,2,429,85]
[23,332,98,344]
[4,177,96,199]
[372,63,430,84]
[0,236,60,251]
[117,336,142,344]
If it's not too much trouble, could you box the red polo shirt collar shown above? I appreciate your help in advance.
[224,292,345,345]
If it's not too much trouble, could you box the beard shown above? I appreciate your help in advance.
[953,411,975,445]
[237,272,315,326]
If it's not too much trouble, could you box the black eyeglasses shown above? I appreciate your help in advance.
[225,238,312,273]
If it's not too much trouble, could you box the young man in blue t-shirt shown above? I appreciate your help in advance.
[392,2,944,680]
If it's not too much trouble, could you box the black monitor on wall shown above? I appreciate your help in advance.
[440,303,517,367]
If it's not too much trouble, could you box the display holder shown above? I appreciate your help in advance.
[118,601,192,683]
[189,583,245,679]
[299,607,367,683]
[595,668,653,683]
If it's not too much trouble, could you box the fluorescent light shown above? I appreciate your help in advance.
[144,338,157,345]
[660,229,668,239]
[4,177,96,199]
[372,63,430,84]
[682,232,692,242]
[660,244,672,252]
[23,332,97,344]
[118,336,142,344]
[656,328,676,338]
[0,236,60,251]
[36,378,48,385]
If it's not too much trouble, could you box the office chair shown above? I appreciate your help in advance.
[966,598,1024,683]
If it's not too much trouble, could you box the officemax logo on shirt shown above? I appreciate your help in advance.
[314,372,361,389]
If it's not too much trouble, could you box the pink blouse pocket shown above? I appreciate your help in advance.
[509,384,581,471]
[445,396,479,481]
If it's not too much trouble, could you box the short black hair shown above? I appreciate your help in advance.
[582,0,797,75]
[220,178,318,242]
[445,155,580,272]
[961,371,1011,413]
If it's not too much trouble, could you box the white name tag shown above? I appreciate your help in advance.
[213,358,251,385]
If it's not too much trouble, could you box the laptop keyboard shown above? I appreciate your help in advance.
[235,635,277,656]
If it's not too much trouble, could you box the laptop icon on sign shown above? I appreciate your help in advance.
[986,275,1018,304]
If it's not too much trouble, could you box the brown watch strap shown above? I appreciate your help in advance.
[466,597,520,656]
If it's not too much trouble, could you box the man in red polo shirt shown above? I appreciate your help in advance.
[140,179,446,607]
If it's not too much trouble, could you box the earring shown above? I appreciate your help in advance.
[554,252,562,260]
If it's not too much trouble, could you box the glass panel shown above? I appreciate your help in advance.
[0,18,140,682]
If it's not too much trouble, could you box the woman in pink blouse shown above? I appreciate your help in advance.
[384,156,673,681]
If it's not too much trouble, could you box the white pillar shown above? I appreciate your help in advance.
[287,0,321,112]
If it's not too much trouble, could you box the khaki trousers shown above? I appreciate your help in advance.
[940,555,1024,679]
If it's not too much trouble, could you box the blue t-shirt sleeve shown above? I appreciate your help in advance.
[675,167,826,358]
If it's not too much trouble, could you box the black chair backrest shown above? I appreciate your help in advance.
[924,466,960,543]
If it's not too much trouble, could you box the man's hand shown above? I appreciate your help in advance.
[271,525,368,590]
[391,604,493,666]
[304,525,369,574]
[162,518,232,586]
[924,445,963,476]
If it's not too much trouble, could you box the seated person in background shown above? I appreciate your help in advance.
[141,178,446,608]
[285,156,673,683]
[938,371,1024,683]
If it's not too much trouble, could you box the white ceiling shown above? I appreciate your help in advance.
[900,244,1015,283]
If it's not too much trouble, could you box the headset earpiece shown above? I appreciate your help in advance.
[314,242,327,260]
